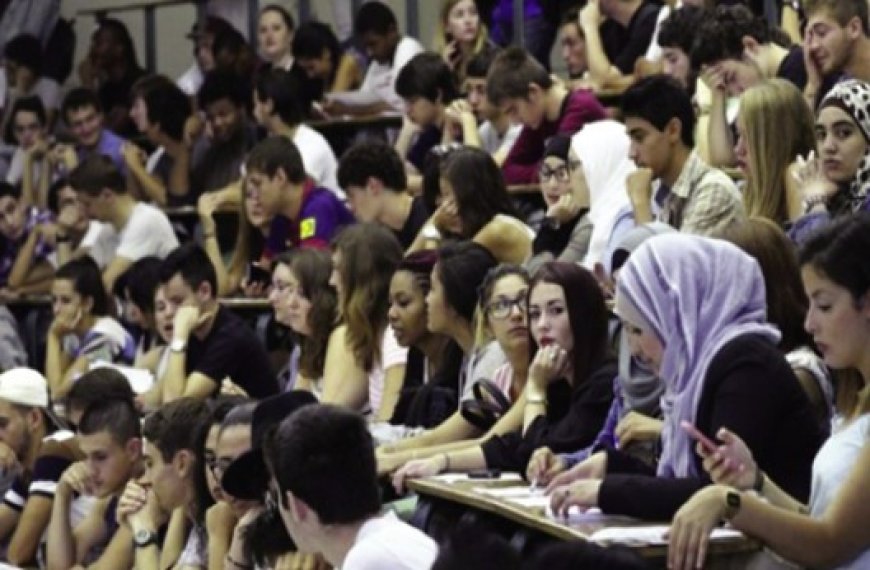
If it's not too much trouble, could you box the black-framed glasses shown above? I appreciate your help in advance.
[486,296,528,319]
[539,164,571,182]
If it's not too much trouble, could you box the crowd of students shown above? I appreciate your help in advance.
[0,0,868,567]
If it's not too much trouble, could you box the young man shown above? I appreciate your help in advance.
[0,181,52,291]
[338,141,428,249]
[6,96,50,199]
[159,243,279,401]
[580,0,662,91]
[191,69,260,197]
[394,52,460,182]
[46,399,142,570]
[324,1,423,116]
[118,398,211,570]
[55,88,127,175]
[68,154,178,291]
[0,367,81,567]
[486,47,605,185]
[804,0,870,105]
[621,75,744,236]
[443,49,522,163]
[558,7,589,82]
[265,404,439,569]
[657,6,707,92]
[245,137,354,258]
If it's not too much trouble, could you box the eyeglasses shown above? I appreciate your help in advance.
[486,296,528,319]
[538,165,571,182]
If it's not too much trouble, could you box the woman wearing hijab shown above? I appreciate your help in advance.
[791,79,870,242]
[545,234,826,521]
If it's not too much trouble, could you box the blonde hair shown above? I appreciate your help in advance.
[740,79,816,224]
[434,0,490,66]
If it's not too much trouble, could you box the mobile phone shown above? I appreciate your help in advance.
[248,263,271,286]
[468,469,501,479]
[680,421,718,455]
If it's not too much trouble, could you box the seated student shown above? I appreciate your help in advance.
[0,368,81,567]
[158,243,279,401]
[322,224,407,420]
[656,5,706,92]
[733,80,816,226]
[0,306,27,370]
[252,68,341,196]
[387,263,530,471]
[669,213,870,570]
[114,257,164,364]
[434,0,496,85]
[386,250,461,428]
[176,16,231,97]
[338,141,430,249]
[442,49,522,162]
[323,1,424,116]
[125,75,193,207]
[693,4,811,167]
[52,88,127,176]
[45,257,135,398]
[6,96,50,205]
[213,26,260,93]
[68,154,178,291]
[135,284,175,411]
[264,404,439,569]
[547,234,827,521]
[116,398,213,570]
[557,8,589,83]
[376,243,502,470]
[46,399,142,570]
[245,137,354,257]
[803,0,870,107]
[621,75,744,235]
[527,135,593,272]
[579,0,662,91]
[792,79,870,241]
[2,34,60,131]
[410,146,534,264]
[269,249,337,394]
[190,69,260,198]
[0,181,52,291]
[395,52,461,192]
[486,47,605,185]
[393,261,616,488]
[720,217,833,431]
[292,21,365,94]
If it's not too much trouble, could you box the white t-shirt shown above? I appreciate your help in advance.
[114,202,179,261]
[293,124,342,199]
[359,36,424,112]
[478,121,522,157]
[342,511,438,570]
[47,221,116,269]
[367,325,408,416]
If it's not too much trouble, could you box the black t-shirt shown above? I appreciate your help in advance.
[407,126,442,173]
[394,197,430,249]
[777,45,808,90]
[186,306,280,398]
[599,2,661,74]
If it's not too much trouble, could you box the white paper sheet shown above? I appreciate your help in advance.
[589,525,743,545]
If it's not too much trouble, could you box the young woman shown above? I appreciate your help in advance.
[269,248,337,395]
[115,256,163,365]
[321,224,407,421]
[734,79,816,225]
[257,4,318,114]
[392,261,617,489]
[45,257,136,398]
[411,145,534,264]
[527,135,592,272]
[137,284,175,411]
[546,234,827,521]
[792,79,870,241]
[669,214,870,570]
[292,21,364,94]
[434,0,495,84]
[377,242,501,472]
[721,217,833,429]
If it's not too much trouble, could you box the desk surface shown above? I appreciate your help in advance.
[408,475,758,558]
[7,295,271,311]
[309,114,403,131]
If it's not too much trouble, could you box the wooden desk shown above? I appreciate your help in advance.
[408,475,759,564]
[309,114,403,132]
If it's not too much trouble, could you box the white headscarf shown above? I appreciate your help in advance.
[571,120,636,267]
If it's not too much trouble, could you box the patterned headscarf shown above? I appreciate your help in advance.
[819,79,870,213]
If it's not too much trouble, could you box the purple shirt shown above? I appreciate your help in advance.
[492,0,543,22]
[264,180,355,258]
[77,129,127,175]
[0,207,53,285]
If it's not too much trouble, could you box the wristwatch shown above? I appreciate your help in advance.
[723,490,742,521]
[133,528,159,548]
[170,338,187,353]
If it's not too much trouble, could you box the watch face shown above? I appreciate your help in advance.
[727,491,741,508]
[134,529,155,545]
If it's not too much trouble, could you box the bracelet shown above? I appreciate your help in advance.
[803,194,828,214]
[225,553,254,569]
[753,468,765,493]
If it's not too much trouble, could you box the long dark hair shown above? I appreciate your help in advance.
[56,256,109,317]
[529,262,609,386]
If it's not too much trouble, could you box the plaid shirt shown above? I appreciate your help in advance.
[654,151,745,236]
[0,207,53,285]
